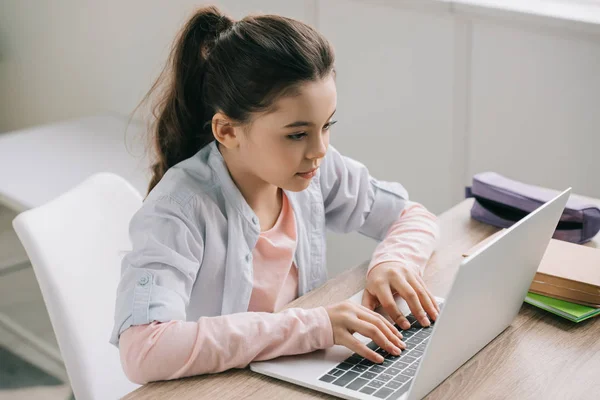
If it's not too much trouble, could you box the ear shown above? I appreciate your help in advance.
[212,112,239,149]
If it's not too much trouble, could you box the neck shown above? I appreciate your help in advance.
[219,146,281,215]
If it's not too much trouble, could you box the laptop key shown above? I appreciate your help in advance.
[330,369,345,377]
[367,341,380,351]
[370,365,387,374]
[347,377,370,391]
[376,348,389,356]
[332,371,360,387]
[391,382,411,399]
[360,386,377,395]
[379,373,395,382]
[382,359,395,367]
[385,380,403,390]
[406,315,417,325]
[369,380,386,388]
[351,364,368,373]
[403,368,417,377]
[374,387,395,399]
[393,374,410,384]
[347,355,363,364]
[361,371,379,380]
[360,359,376,367]
[411,350,424,358]
[319,374,337,383]
[403,356,418,364]
[336,362,353,370]
[393,360,410,369]
[387,367,403,376]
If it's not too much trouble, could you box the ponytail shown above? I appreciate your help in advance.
[145,6,233,193]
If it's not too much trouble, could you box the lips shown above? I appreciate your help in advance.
[298,167,318,175]
[296,166,319,179]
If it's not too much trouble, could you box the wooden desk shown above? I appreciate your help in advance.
[124,198,600,400]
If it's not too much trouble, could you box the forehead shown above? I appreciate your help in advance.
[258,76,337,124]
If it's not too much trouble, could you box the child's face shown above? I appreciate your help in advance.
[238,74,337,192]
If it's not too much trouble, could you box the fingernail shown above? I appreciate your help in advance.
[434,312,439,319]
[398,340,406,349]
[421,318,430,327]
[392,346,401,355]
[377,355,384,363]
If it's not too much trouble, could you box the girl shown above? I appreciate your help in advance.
[111,5,439,384]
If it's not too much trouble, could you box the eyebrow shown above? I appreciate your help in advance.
[282,109,337,129]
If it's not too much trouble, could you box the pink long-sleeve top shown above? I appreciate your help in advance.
[119,194,438,384]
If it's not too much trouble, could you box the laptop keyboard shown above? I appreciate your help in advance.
[318,302,444,399]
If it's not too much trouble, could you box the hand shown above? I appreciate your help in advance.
[325,300,406,363]
[362,262,440,330]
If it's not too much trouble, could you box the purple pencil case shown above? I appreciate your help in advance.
[465,172,600,244]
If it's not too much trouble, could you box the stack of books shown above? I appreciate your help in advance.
[464,231,600,323]
[524,292,600,323]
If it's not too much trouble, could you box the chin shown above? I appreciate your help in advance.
[281,178,312,192]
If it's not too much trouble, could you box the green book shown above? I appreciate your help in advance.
[524,292,600,323]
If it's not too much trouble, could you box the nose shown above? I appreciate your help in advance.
[307,133,328,161]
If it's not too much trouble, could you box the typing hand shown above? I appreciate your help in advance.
[361,262,440,330]
[325,301,406,363]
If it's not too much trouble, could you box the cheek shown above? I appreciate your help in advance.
[252,140,298,174]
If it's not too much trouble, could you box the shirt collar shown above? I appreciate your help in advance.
[206,141,261,233]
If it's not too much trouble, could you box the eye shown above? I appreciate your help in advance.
[323,120,338,131]
[287,132,307,141]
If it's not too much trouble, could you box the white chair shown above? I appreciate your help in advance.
[12,173,143,400]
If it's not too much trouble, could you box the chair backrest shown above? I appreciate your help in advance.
[12,173,143,400]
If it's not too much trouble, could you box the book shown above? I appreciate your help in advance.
[463,230,600,306]
[524,292,600,323]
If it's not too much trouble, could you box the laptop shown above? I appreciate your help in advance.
[250,188,571,399]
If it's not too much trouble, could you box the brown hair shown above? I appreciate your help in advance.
[137,5,335,194]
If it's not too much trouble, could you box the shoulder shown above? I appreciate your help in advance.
[141,147,226,224]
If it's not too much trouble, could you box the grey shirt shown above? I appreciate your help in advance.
[110,141,408,346]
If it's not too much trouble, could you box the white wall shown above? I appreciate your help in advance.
[468,20,600,198]
[1,0,599,277]
[319,0,458,276]
[0,0,315,132]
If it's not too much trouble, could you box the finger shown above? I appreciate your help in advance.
[416,275,440,315]
[374,284,410,330]
[350,319,402,357]
[391,275,430,327]
[407,275,438,323]
[366,307,404,340]
[342,333,384,364]
[358,307,406,351]
[361,289,379,311]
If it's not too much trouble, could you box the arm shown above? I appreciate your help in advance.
[111,194,205,347]
[119,307,333,384]
[319,145,409,240]
[367,201,439,278]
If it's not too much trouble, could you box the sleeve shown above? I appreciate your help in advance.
[118,307,334,384]
[366,201,440,278]
[110,194,204,347]
[319,145,409,240]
